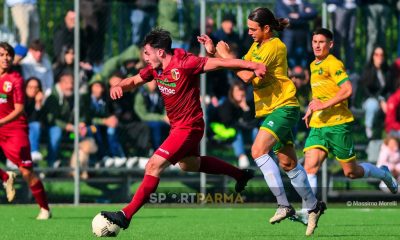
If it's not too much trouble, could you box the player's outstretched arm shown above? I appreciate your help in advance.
[0,103,24,127]
[308,80,352,112]
[110,74,146,100]
[203,57,266,79]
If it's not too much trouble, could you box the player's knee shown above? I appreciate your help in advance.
[344,170,359,179]
[145,160,162,175]
[251,146,266,159]
[279,161,295,172]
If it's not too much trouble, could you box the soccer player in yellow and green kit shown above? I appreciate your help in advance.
[199,7,325,236]
[293,28,398,224]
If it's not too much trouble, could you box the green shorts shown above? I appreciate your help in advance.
[260,106,300,153]
[303,123,356,162]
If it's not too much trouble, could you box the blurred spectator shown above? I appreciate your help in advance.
[214,13,241,48]
[209,82,258,168]
[53,10,76,62]
[361,0,391,61]
[80,0,108,65]
[326,0,359,72]
[385,87,400,136]
[89,44,141,84]
[130,0,158,46]
[275,0,317,68]
[134,80,169,150]
[52,45,93,93]
[377,135,400,191]
[157,0,190,49]
[81,79,126,167]
[42,71,77,168]
[6,0,39,47]
[361,46,393,139]
[189,16,217,55]
[24,77,44,162]
[21,39,54,97]
[108,72,151,158]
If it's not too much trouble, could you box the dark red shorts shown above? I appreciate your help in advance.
[0,127,32,168]
[154,127,204,165]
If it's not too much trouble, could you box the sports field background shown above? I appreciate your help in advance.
[0,204,399,240]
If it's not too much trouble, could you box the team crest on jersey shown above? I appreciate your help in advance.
[171,68,180,80]
[3,81,12,93]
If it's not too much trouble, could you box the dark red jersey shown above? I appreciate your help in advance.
[0,70,27,129]
[139,49,208,129]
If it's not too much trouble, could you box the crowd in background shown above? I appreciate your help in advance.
[1,0,400,185]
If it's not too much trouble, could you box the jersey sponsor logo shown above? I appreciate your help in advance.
[158,85,176,95]
[158,148,170,155]
[3,81,12,93]
[156,78,176,87]
[335,69,343,76]
[318,68,323,75]
[171,68,180,80]
[0,93,7,104]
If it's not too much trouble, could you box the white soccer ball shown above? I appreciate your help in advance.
[92,213,121,237]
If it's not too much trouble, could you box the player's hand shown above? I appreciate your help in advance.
[253,63,267,79]
[110,86,123,100]
[308,99,325,111]
[197,34,216,56]
[302,108,312,128]
[216,41,231,58]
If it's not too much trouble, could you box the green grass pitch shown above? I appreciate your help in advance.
[0,204,399,239]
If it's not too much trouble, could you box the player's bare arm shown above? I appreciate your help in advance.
[110,74,146,100]
[203,57,266,79]
[0,103,24,127]
[308,80,352,112]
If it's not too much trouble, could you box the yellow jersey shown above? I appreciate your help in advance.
[309,54,354,127]
[243,38,299,117]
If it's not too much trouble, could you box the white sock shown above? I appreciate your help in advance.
[302,174,317,209]
[359,162,386,179]
[255,154,290,206]
[286,164,318,210]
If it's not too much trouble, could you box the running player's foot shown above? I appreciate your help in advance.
[37,208,52,220]
[269,205,295,224]
[101,211,130,230]
[235,169,255,193]
[380,166,398,194]
[306,201,327,236]
[289,208,308,225]
[3,171,16,202]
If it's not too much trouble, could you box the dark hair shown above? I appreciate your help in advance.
[248,7,289,31]
[58,70,74,82]
[0,42,15,58]
[228,81,246,106]
[29,39,45,51]
[25,77,43,92]
[222,13,236,25]
[313,28,333,41]
[143,28,172,54]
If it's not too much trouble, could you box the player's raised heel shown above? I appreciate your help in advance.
[306,201,327,236]
[235,169,255,193]
[380,166,399,194]
[37,208,52,220]
[269,205,295,224]
[3,171,16,202]
[101,211,130,230]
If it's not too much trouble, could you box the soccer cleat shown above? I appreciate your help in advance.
[306,201,327,236]
[380,166,398,194]
[3,171,16,202]
[269,205,296,224]
[289,209,308,225]
[235,169,255,193]
[36,208,52,220]
[101,211,130,230]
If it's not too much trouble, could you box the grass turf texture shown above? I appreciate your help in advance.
[0,204,399,239]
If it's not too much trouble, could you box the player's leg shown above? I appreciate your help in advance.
[102,153,170,229]
[251,128,294,223]
[178,155,254,193]
[19,166,50,219]
[0,168,16,202]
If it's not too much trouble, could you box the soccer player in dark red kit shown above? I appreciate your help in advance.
[0,42,50,219]
[100,28,266,230]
